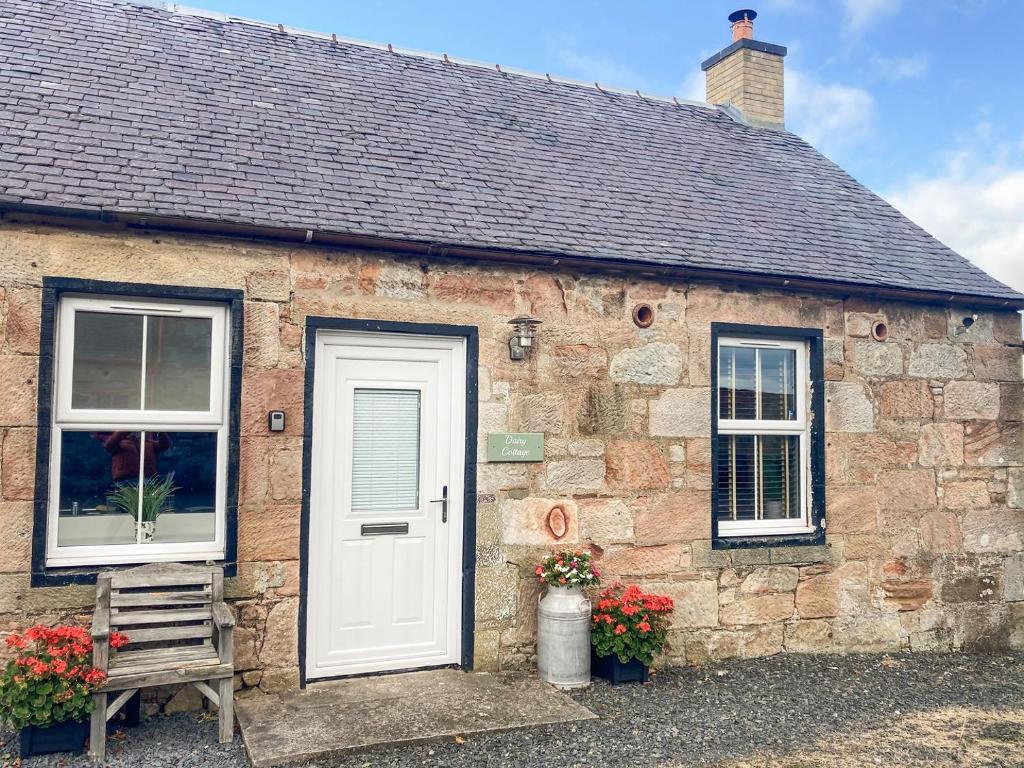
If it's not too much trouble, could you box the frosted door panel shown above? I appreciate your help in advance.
[351,389,421,512]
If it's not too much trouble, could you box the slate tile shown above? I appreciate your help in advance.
[0,0,1019,303]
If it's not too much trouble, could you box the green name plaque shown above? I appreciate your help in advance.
[487,432,544,462]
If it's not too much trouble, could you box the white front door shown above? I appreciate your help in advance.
[306,330,466,679]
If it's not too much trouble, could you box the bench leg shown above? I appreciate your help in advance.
[89,692,107,762]
[218,677,234,743]
[124,690,143,727]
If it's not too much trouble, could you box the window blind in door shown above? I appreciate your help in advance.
[351,388,421,511]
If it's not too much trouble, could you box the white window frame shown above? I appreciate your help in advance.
[716,336,813,538]
[46,294,230,567]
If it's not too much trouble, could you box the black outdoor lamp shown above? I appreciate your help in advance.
[508,315,542,360]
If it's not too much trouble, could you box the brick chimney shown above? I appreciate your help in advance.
[701,9,787,130]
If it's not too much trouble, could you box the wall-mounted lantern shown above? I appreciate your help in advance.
[508,315,542,360]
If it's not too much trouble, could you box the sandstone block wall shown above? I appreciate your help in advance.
[0,222,1021,695]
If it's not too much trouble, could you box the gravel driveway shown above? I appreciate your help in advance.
[4,652,1023,768]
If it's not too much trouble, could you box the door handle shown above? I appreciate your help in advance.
[429,485,448,524]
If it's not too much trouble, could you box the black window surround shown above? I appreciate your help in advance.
[710,322,826,551]
[30,277,243,586]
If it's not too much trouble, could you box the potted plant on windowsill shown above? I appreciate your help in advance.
[591,583,674,684]
[108,473,177,543]
[0,625,129,758]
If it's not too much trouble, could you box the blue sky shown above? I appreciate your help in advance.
[184,0,1024,293]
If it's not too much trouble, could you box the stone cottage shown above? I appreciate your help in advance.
[0,0,1021,696]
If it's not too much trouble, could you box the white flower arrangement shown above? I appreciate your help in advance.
[535,548,601,588]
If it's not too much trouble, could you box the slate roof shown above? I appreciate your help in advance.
[1,0,1020,304]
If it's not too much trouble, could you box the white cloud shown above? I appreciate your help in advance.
[555,48,706,103]
[842,0,902,33]
[677,68,705,102]
[885,136,1024,294]
[785,69,875,158]
[556,49,647,90]
[672,63,877,162]
[870,53,930,80]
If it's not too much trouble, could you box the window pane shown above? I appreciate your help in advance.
[145,316,213,411]
[715,434,756,521]
[57,431,140,546]
[718,346,756,420]
[56,430,217,547]
[144,431,217,543]
[351,389,420,512]
[71,312,143,409]
[716,434,802,525]
[760,348,797,421]
[759,435,801,519]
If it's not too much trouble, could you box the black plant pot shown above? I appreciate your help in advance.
[591,648,650,684]
[19,719,89,758]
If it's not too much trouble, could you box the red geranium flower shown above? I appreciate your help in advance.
[1,624,126,730]
[591,583,675,666]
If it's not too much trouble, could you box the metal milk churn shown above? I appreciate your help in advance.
[537,585,591,689]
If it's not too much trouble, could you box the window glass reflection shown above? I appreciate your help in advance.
[71,312,143,410]
[760,348,797,421]
[715,434,756,522]
[145,316,213,412]
[152,432,217,543]
[57,431,217,547]
[70,311,213,413]
[57,431,139,546]
[759,435,801,519]
[718,346,756,420]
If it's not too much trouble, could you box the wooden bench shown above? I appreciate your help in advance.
[89,563,235,762]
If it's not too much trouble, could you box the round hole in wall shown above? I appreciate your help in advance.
[632,303,655,328]
[870,320,888,341]
[962,316,975,329]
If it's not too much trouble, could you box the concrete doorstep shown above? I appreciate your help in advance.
[235,669,597,767]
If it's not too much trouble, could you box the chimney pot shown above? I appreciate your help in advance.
[729,9,757,42]
[702,9,787,130]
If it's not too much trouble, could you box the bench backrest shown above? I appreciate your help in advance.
[97,563,223,649]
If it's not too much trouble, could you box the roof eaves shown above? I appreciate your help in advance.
[5,201,1023,309]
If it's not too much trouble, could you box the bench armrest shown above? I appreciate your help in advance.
[91,607,110,641]
[212,601,235,629]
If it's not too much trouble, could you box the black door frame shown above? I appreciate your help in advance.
[296,317,479,687]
